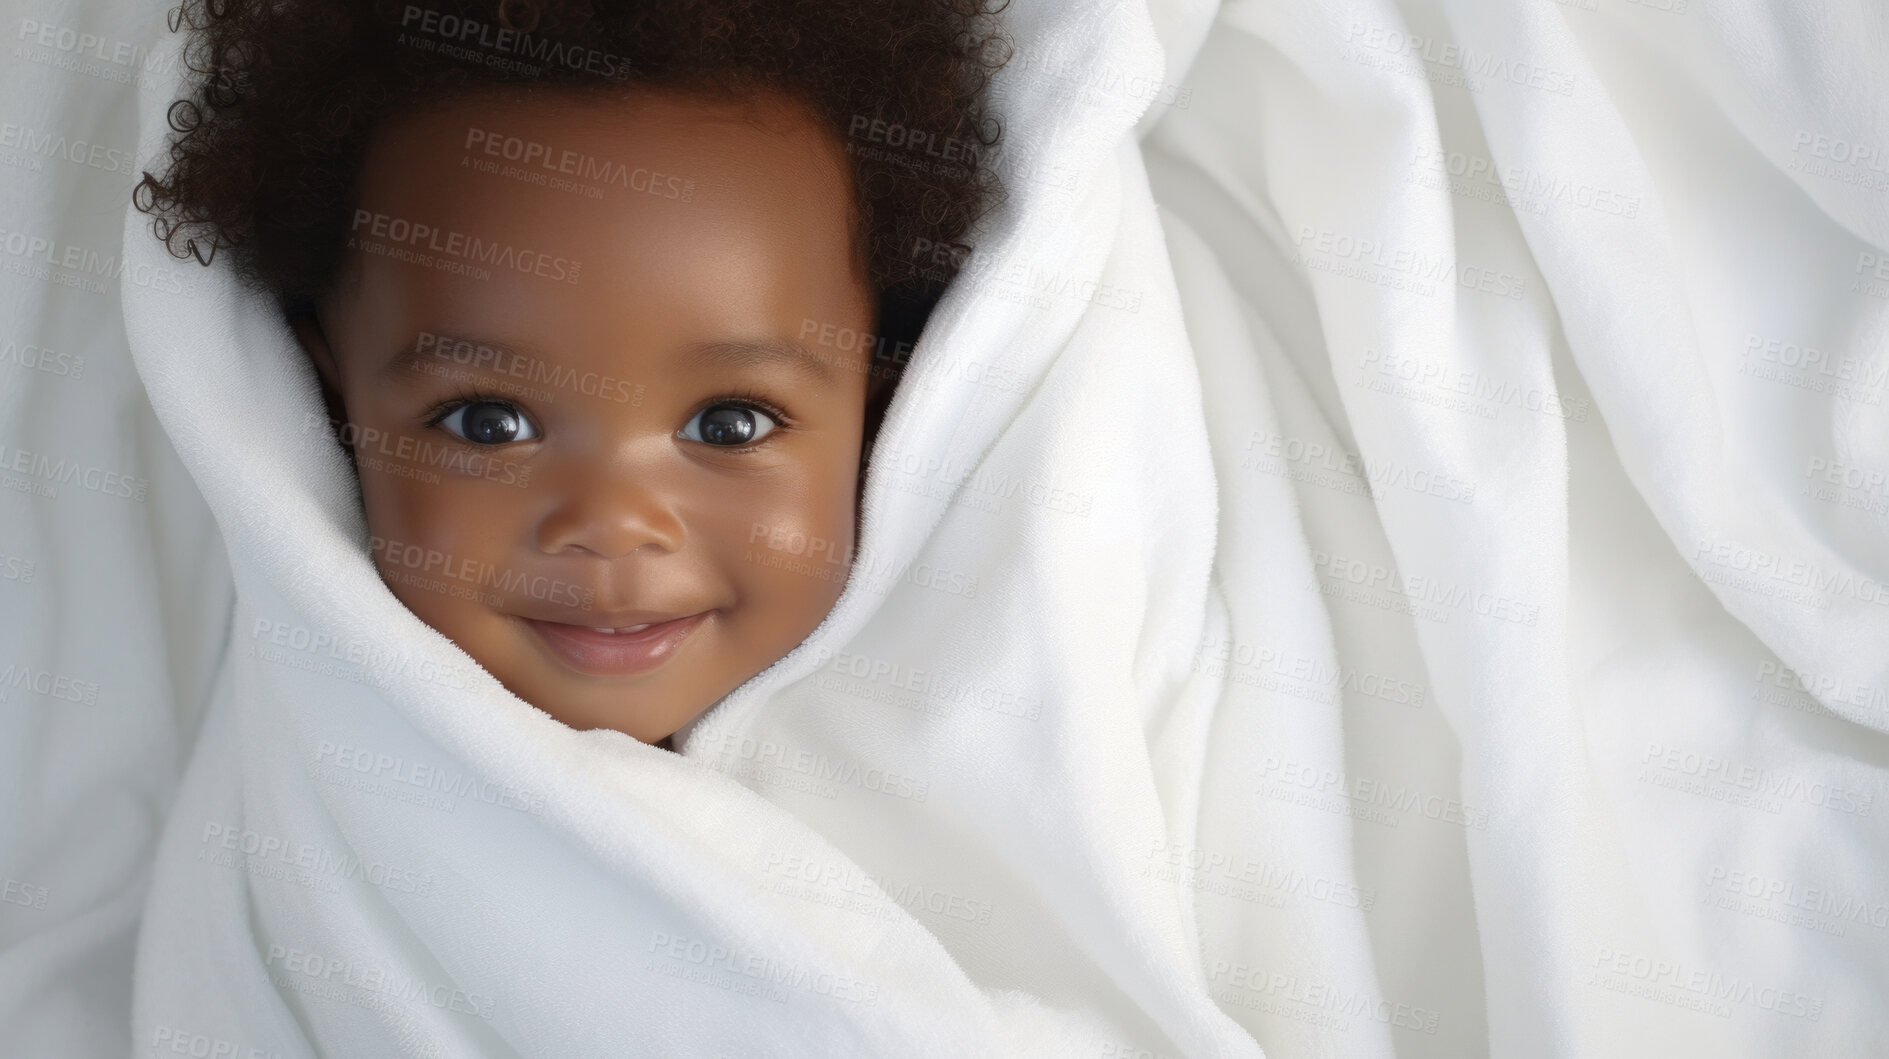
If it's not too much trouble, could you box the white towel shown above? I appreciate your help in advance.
[0,0,1881,1055]
[1143,0,1889,1054]
[115,0,1271,1055]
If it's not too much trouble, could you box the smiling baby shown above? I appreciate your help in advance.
[134,0,1009,748]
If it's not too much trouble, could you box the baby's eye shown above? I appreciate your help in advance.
[679,402,780,447]
[436,401,540,445]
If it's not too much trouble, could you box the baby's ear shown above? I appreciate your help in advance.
[288,310,344,396]
[864,364,894,404]
[861,363,898,450]
[287,311,353,438]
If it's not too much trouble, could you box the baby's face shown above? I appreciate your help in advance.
[294,87,877,745]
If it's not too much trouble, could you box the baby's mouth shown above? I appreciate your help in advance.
[521,612,712,677]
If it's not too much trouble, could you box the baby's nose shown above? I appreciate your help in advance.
[534,469,687,559]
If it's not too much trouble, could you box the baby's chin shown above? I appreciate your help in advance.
[494,665,718,746]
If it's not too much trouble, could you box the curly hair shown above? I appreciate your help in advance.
[133,0,1012,375]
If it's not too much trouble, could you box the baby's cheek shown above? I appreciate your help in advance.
[352,445,427,537]
[358,470,504,634]
[727,504,853,637]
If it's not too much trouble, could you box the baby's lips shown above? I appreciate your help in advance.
[521,606,707,631]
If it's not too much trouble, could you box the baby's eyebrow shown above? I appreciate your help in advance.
[379,331,555,380]
[378,332,838,386]
[680,339,838,386]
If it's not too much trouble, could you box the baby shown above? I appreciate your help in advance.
[134,0,1008,749]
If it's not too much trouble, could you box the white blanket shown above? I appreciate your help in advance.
[1140,1,1889,1054]
[0,0,1883,1055]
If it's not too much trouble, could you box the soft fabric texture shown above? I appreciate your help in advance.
[0,0,1881,1055]
[1140,1,1889,1054]
[116,1,1264,1056]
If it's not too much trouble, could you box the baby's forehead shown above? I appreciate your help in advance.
[344,85,867,295]
[324,89,876,381]
[369,84,845,181]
